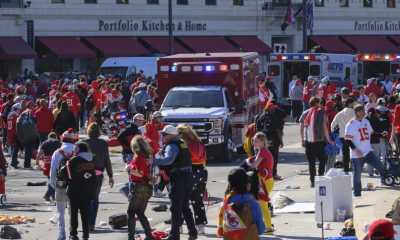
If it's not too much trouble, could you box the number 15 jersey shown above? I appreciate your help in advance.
[345,118,373,158]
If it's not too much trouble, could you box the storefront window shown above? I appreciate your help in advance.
[387,0,395,7]
[147,0,159,4]
[268,65,280,76]
[205,0,216,5]
[116,0,128,3]
[85,0,97,3]
[177,0,188,4]
[364,0,372,7]
[233,0,243,5]
[315,0,324,7]
[339,0,348,7]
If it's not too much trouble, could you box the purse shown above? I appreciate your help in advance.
[108,213,127,229]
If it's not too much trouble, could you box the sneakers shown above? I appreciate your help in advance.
[43,195,51,202]
[89,225,94,231]
[165,226,183,234]
[7,147,11,157]
[57,232,66,240]
[273,175,281,180]
[310,182,315,188]
[119,187,129,199]
[153,189,166,197]
[343,172,350,175]
[196,225,205,234]
[265,228,274,235]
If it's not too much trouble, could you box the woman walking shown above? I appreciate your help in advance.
[53,101,78,136]
[250,132,275,235]
[176,124,208,234]
[126,136,154,240]
[365,93,377,113]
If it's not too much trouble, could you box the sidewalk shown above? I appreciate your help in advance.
[152,171,386,239]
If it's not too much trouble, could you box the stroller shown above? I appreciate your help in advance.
[324,132,342,172]
[382,152,400,186]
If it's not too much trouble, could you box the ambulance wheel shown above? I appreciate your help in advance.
[220,133,233,163]
[384,176,394,186]
[394,176,400,185]
[0,195,6,205]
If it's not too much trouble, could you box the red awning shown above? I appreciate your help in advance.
[37,37,96,58]
[228,36,273,55]
[178,37,239,53]
[85,37,150,57]
[0,37,37,59]
[341,35,400,53]
[309,36,354,54]
[140,37,189,55]
[389,35,400,46]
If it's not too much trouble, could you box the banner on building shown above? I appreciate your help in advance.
[285,2,295,27]
[27,20,34,49]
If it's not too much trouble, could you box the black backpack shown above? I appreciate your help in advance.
[2,103,12,123]
[37,83,46,95]
[56,149,72,190]
[84,93,94,111]
[255,114,270,135]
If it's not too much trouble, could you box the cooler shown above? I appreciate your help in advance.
[315,175,353,222]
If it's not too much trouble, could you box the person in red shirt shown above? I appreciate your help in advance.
[391,77,400,94]
[143,111,164,153]
[49,84,59,111]
[344,77,354,92]
[317,78,330,101]
[130,77,143,92]
[100,82,114,110]
[302,76,314,111]
[62,85,81,117]
[328,80,337,98]
[325,101,338,128]
[259,80,273,115]
[390,102,400,152]
[0,93,14,150]
[365,78,384,98]
[25,79,36,102]
[36,99,55,145]
[88,81,100,123]
[7,103,21,168]
[387,95,396,122]
[0,81,10,100]
[125,136,153,240]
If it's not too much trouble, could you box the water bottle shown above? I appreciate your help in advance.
[391,142,397,151]
[285,185,291,189]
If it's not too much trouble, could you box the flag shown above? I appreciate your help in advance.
[285,2,295,27]
[298,1,314,33]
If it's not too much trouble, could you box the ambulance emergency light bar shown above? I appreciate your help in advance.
[359,54,400,61]
[270,54,323,61]
[160,61,236,73]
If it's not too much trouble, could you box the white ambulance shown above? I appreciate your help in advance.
[266,53,358,105]
[357,54,400,84]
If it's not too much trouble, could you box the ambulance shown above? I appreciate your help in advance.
[357,54,400,84]
[150,52,259,162]
[266,53,358,105]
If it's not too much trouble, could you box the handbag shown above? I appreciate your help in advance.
[108,213,127,229]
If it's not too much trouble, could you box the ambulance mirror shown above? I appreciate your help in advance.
[236,99,246,112]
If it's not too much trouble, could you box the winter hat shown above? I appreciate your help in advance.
[61,128,75,143]
[353,104,364,114]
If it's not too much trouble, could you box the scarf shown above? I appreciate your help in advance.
[218,193,248,239]
[304,106,321,143]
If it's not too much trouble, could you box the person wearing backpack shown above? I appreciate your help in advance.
[17,101,38,169]
[217,168,265,239]
[60,141,97,240]
[49,128,75,240]
[0,93,14,150]
[125,136,154,240]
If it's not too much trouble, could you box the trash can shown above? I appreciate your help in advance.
[315,175,352,222]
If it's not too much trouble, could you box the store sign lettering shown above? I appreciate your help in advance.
[99,20,206,31]
[354,21,400,31]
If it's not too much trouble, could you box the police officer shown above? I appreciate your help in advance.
[146,126,198,240]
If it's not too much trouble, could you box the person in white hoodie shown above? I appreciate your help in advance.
[330,98,355,175]
[49,128,75,240]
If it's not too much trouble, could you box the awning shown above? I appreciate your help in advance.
[228,36,273,55]
[308,36,354,54]
[85,37,150,57]
[37,37,96,58]
[389,35,400,46]
[341,35,400,53]
[0,37,37,59]
[178,37,239,53]
[140,37,189,55]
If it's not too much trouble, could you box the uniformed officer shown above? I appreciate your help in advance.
[146,125,197,240]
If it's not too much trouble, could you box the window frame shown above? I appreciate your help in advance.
[233,0,243,5]
[314,0,324,7]
[51,0,65,3]
[147,0,159,4]
[339,0,348,7]
[116,0,128,3]
[205,0,216,5]
[387,0,395,7]
[177,0,188,5]
[268,65,280,76]
[310,65,321,76]
[391,64,400,74]
[84,0,97,3]
[363,0,372,7]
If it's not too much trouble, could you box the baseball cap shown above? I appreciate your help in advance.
[321,78,328,83]
[367,79,372,83]
[26,101,36,108]
[13,103,21,109]
[133,113,145,121]
[368,219,397,239]
[159,125,178,136]
[152,111,163,118]
[352,90,360,96]
[68,85,75,91]
[55,80,60,85]
[353,104,364,113]
[62,84,69,91]
[26,79,31,84]
[265,76,272,81]
[228,168,254,186]
[295,79,301,85]
[396,84,400,90]
[308,76,314,80]
[377,98,386,104]
[325,101,335,107]
[73,79,79,83]
[16,85,23,93]
[139,82,147,88]
[267,103,278,110]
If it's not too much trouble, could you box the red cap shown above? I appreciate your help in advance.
[0,81,4,86]
[52,84,59,90]
[368,219,397,239]
[62,84,69,91]
[26,101,36,108]
[295,79,301,85]
[55,80,60,85]
[16,85,23,92]
[267,103,278,110]
[352,90,360,96]
[109,79,114,83]
[91,81,99,89]
[265,76,272,81]
[326,100,335,107]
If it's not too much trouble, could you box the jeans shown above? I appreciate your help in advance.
[56,188,68,235]
[368,143,380,175]
[69,198,90,239]
[38,132,49,146]
[24,139,35,168]
[339,138,351,172]
[302,101,310,112]
[121,154,134,197]
[89,174,103,226]
[45,176,55,198]
[1,126,6,148]
[305,141,327,183]
[379,138,388,163]
[10,145,19,167]
[259,107,264,116]
[351,151,385,197]
[169,171,197,240]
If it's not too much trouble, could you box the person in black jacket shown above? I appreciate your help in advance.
[377,105,391,164]
[61,141,96,240]
[53,101,78,136]
[365,107,388,176]
[122,81,132,114]
[75,84,86,130]
[117,113,145,198]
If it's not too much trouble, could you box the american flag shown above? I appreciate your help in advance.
[298,1,314,34]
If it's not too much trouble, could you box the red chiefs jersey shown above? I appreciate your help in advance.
[259,87,273,108]
[0,88,10,99]
[317,85,329,100]
[49,90,59,110]
[62,92,81,116]
[329,84,337,95]
[130,81,142,92]
[7,112,18,145]
[88,88,101,110]
[100,89,114,109]
[345,81,354,92]
[302,83,313,102]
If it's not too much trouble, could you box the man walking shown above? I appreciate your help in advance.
[289,79,303,123]
[345,104,386,197]
[146,126,197,240]
[383,76,393,94]
[133,82,151,115]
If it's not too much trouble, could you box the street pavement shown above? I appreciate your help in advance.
[0,122,385,240]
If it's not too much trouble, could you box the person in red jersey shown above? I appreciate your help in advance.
[36,99,55,145]
[130,77,144,93]
[7,103,21,169]
[49,84,60,111]
[62,86,81,117]
[0,81,10,100]
[99,82,114,109]
[302,76,314,111]
[88,81,100,123]
[344,77,354,92]
[317,78,330,101]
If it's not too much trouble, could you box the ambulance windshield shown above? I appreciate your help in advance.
[164,90,224,108]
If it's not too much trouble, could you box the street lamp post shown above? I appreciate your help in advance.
[168,0,173,56]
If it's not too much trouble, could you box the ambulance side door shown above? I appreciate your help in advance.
[390,62,400,82]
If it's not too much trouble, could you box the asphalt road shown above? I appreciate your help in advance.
[0,122,309,240]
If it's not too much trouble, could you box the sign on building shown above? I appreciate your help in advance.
[273,44,287,54]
